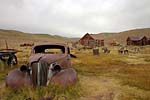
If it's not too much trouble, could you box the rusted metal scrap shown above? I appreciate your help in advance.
[20,43,34,47]
[0,49,22,65]
[0,40,22,65]
[6,43,77,89]
[102,47,110,53]
[118,47,128,54]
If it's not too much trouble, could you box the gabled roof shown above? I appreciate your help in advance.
[80,33,104,41]
[90,34,104,40]
[128,36,146,41]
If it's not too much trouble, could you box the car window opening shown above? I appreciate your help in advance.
[34,45,65,54]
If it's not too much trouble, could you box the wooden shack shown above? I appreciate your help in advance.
[147,38,150,45]
[127,36,147,46]
[79,33,104,48]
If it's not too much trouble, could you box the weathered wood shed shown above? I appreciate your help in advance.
[79,33,104,48]
[127,36,147,46]
[146,38,150,45]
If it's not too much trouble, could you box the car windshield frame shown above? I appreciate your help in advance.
[33,45,66,54]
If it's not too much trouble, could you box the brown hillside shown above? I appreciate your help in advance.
[1,28,150,48]
[101,28,150,45]
[0,29,74,48]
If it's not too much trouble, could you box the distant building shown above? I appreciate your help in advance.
[67,41,78,48]
[127,36,147,46]
[147,38,150,45]
[79,33,104,48]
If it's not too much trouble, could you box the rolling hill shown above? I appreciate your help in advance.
[1,28,150,48]
[0,29,76,48]
[100,28,150,45]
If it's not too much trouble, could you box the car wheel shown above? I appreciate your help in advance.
[7,55,18,65]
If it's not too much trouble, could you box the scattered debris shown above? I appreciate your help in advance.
[0,40,21,66]
[102,47,110,54]
[20,43,34,47]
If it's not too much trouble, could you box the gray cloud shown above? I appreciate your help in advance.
[0,0,150,37]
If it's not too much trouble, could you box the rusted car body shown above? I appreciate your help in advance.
[30,43,71,68]
[6,43,77,89]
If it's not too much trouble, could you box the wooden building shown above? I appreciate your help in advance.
[79,33,104,48]
[127,36,147,46]
[147,38,150,45]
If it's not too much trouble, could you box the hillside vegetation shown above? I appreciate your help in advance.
[101,28,150,45]
[1,28,150,48]
[0,29,74,48]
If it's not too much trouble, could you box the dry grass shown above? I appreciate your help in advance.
[119,65,150,89]
[1,83,81,100]
[0,29,76,49]
[0,46,150,100]
[72,48,150,100]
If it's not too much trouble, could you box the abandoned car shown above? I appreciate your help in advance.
[6,43,77,89]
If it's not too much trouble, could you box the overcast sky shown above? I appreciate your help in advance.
[0,0,150,37]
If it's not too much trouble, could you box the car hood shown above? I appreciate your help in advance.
[29,53,67,64]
